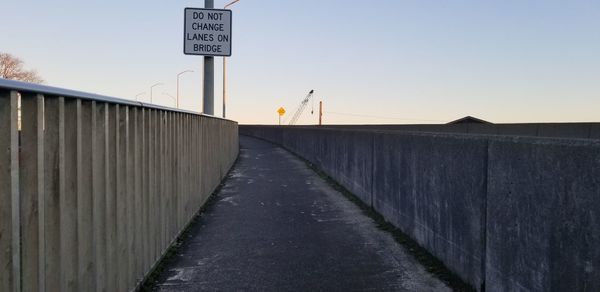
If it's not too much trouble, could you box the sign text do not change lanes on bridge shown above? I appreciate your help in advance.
[184,8,232,56]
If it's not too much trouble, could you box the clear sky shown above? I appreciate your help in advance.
[2,0,599,124]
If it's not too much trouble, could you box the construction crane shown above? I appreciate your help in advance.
[288,90,314,125]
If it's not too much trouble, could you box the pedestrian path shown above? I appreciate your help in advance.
[149,135,449,291]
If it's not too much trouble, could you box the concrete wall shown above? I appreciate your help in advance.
[240,125,600,292]
[486,137,600,291]
[372,133,487,288]
[309,122,600,140]
[0,88,239,292]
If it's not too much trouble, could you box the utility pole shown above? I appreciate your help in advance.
[203,0,215,115]
[319,101,323,126]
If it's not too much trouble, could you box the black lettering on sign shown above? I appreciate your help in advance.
[193,44,223,53]
[207,12,223,21]
[217,35,229,42]
[192,23,224,32]
[192,12,204,19]
[187,33,215,41]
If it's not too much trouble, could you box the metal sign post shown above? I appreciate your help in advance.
[277,107,286,125]
[183,1,232,115]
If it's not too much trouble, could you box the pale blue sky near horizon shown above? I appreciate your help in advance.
[1,0,599,124]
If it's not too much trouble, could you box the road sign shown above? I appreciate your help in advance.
[277,107,286,125]
[277,107,286,116]
[184,8,232,56]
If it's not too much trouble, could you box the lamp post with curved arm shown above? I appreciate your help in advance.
[150,82,163,104]
[135,92,145,101]
[222,0,241,118]
[176,70,194,109]
[162,92,177,107]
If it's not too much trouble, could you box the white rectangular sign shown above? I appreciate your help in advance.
[184,8,232,56]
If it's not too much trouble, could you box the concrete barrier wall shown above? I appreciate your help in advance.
[372,133,488,288]
[317,123,600,140]
[486,137,600,291]
[240,125,600,291]
[278,128,375,204]
[0,86,238,292]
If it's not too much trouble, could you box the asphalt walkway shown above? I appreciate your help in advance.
[150,135,449,291]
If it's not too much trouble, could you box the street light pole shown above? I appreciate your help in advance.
[177,70,194,109]
[203,0,215,115]
[150,83,163,104]
[223,57,227,118]
[135,92,145,101]
[162,92,177,107]
[224,0,241,9]
[222,0,241,118]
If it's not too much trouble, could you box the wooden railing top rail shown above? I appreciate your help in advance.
[0,78,233,121]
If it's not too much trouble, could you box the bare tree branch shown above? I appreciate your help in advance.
[0,52,44,83]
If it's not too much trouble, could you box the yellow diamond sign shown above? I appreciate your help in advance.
[277,107,286,116]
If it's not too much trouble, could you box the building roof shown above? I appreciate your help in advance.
[447,116,492,125]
